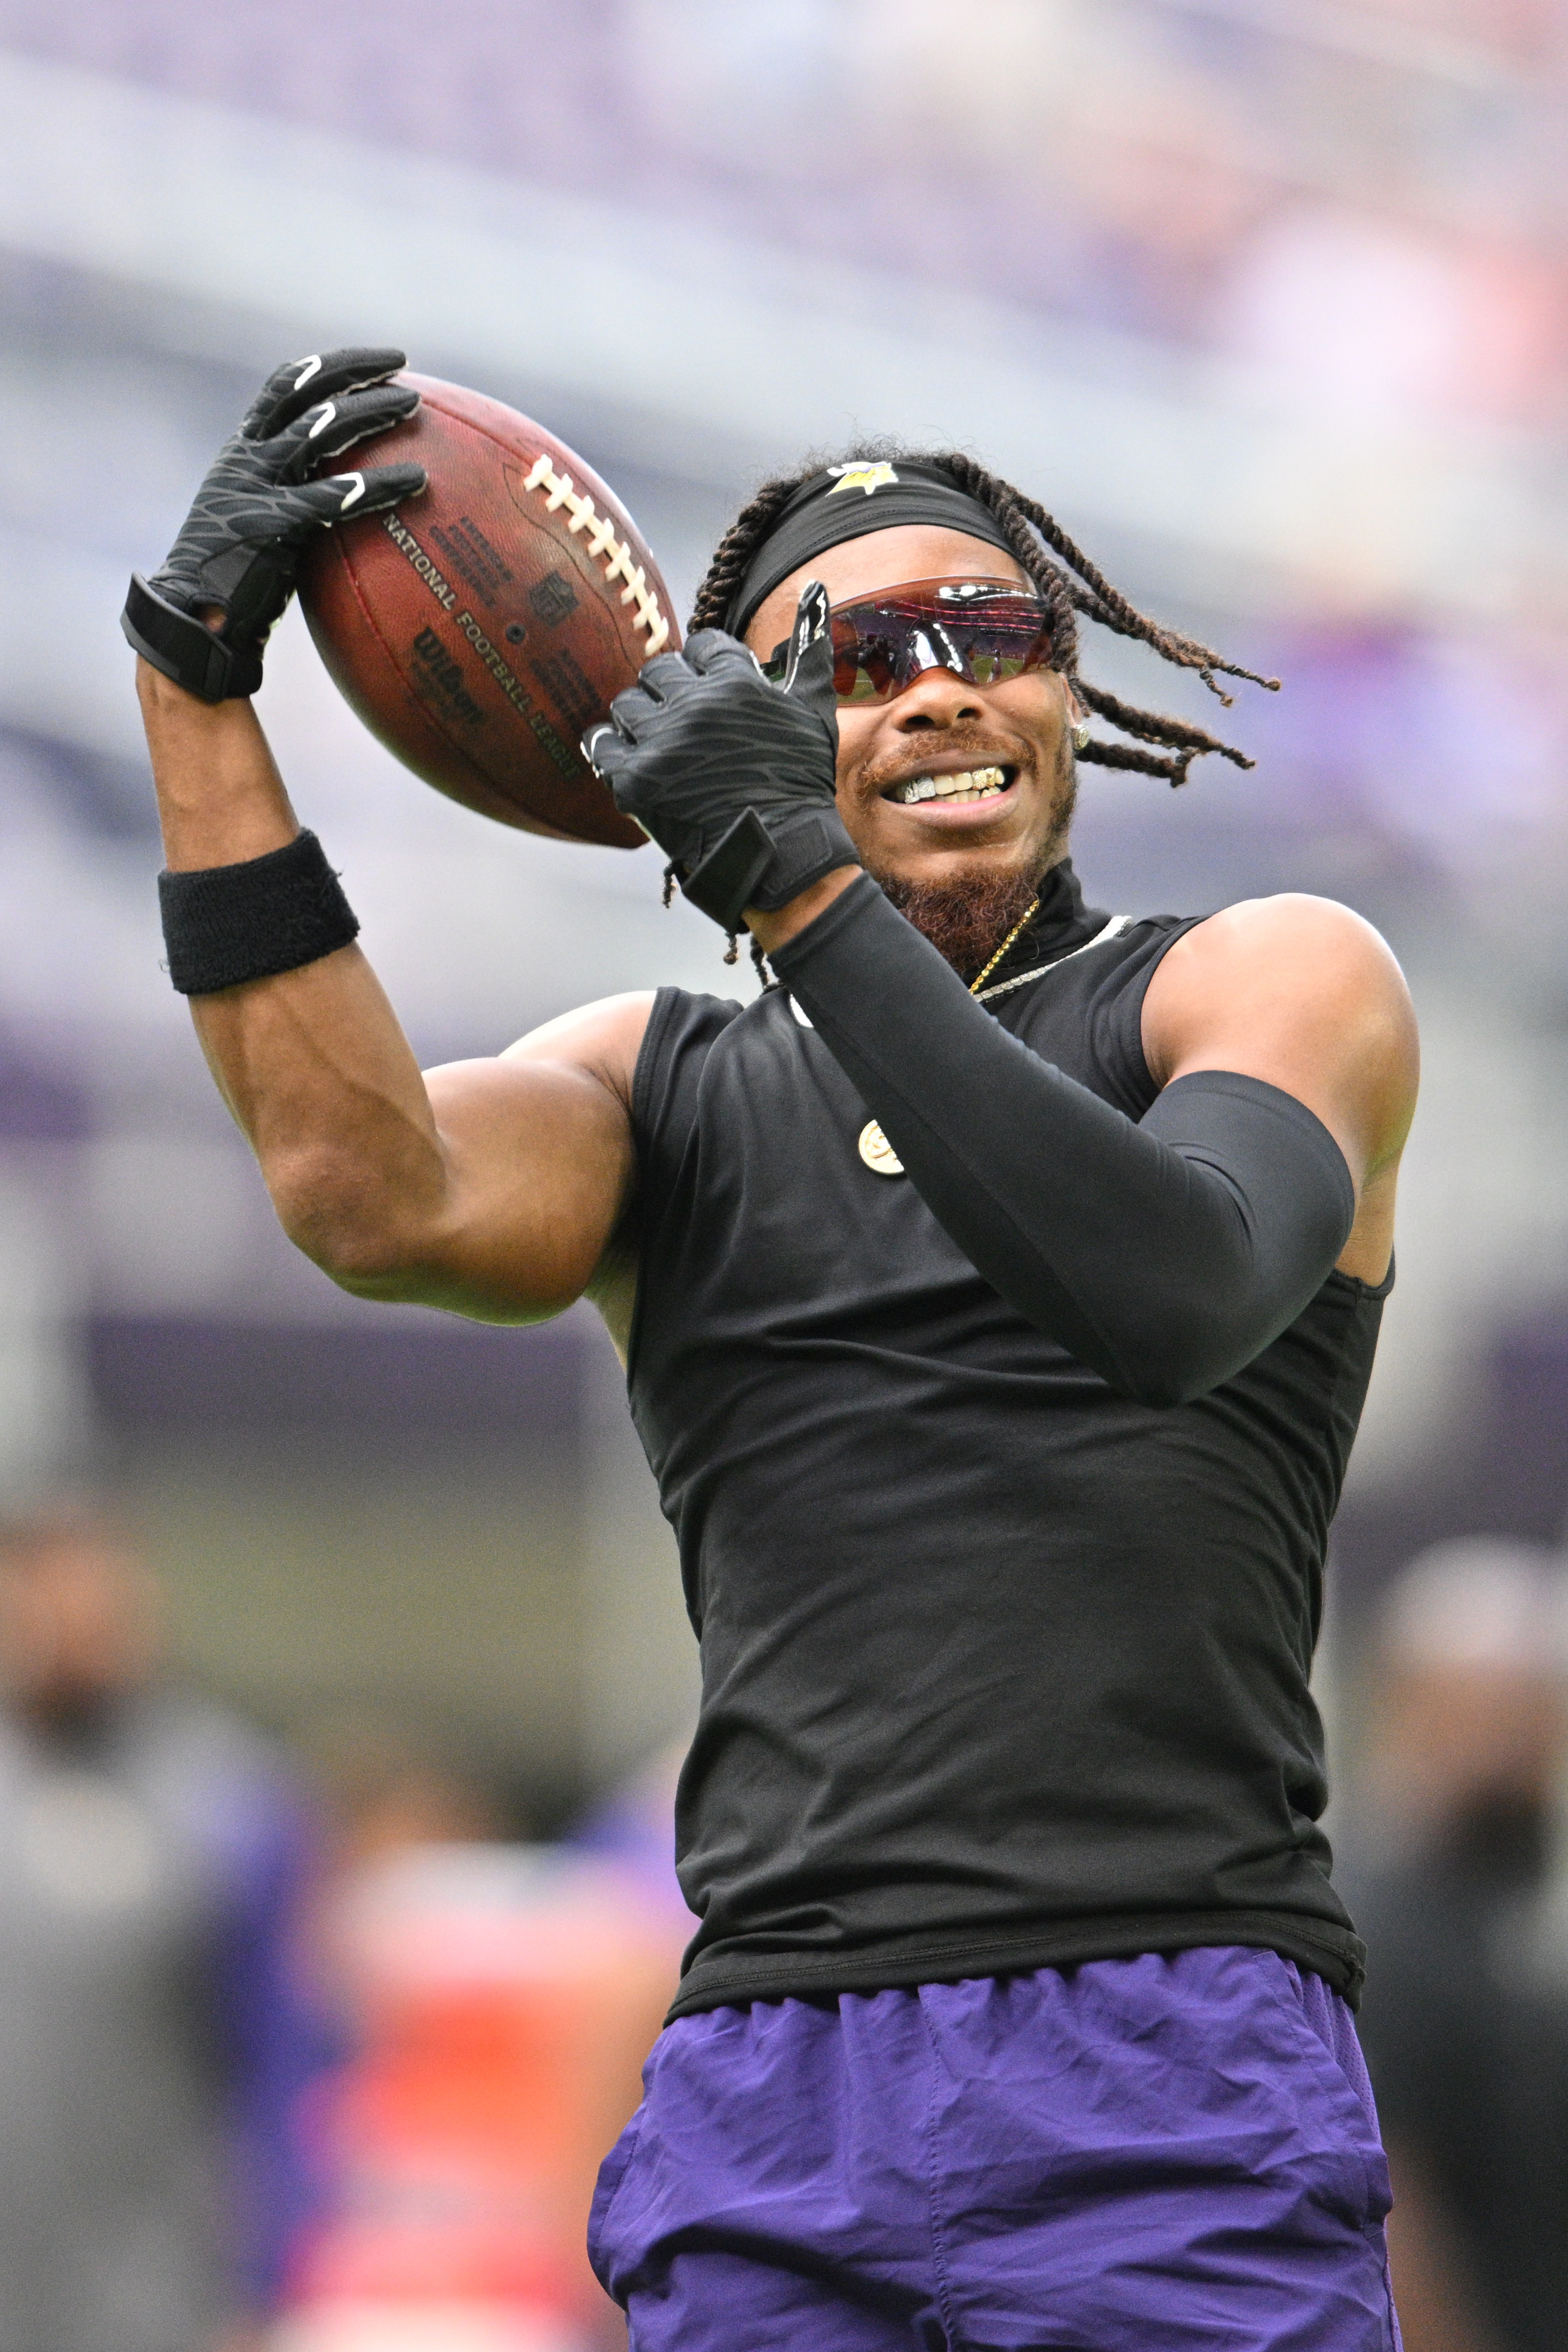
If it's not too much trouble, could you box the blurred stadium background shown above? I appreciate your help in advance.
[0,1,1565,2346]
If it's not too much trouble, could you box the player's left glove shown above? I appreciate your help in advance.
[584,583,860,930]
[121,347,428,704]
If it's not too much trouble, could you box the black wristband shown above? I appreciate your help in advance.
[680,805,860,928]
[122,572,264,703]
[158,829,359,995]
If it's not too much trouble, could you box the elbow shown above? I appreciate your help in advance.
[281,1213,421,1300]
[305,1234,428,1302]
[267,1147,436,1296]
[1094,1318,1242,1410]
[1115,1359,1220,1411]
[1044,1267,1271,1409]
[1004,1261,1268,1408]
[1099,1274,1324,1407]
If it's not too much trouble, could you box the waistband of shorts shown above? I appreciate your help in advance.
[665,1910,1367,2025]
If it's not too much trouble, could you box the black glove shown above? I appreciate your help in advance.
[584,583,860,930]
[122,348,428,703]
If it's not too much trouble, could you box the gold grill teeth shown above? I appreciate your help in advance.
[894,764,1007,804]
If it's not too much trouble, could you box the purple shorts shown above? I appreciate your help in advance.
[589,1945,1400,2350]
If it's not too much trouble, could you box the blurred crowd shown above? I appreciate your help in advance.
[5,1503,1568,2349]
[0,1505,688,2352]
[1346,1540,1568,2352]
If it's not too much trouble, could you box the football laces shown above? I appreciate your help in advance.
[521,453,672,658]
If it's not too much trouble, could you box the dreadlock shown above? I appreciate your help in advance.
[664,856,777,988]
[690,440,1278,788]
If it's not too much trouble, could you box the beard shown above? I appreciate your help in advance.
[866,763,1076,978]
[873,861,1049,978]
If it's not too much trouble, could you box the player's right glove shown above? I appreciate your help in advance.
[121,348,428,703]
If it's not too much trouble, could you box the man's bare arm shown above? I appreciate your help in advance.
[139,665,647,1320]
[1142,894,1420,1286]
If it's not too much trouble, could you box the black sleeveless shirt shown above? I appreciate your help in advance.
[627,866,1389,2019]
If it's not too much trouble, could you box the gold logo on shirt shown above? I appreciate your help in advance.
[858,1119,904,1175]
[828,462,899,497]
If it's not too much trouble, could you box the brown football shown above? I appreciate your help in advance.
[297,374,679,847]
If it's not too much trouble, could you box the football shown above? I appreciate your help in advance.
[296,375,680,847]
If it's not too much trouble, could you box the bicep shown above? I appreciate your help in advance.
[417,1053,636,1320]
[1143,896,1419,1192]
[364,993,650,1322]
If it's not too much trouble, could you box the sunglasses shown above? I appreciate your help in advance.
[764,577,1055,706]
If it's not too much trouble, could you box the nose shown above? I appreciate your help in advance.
[889,665,984,730]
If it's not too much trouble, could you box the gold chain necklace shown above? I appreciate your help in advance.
[968,898,1039,996]
[856,894,1041,1176]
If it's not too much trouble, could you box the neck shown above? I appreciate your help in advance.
[874,854,1077,980]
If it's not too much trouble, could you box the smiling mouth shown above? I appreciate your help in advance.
[886,764,1014,807]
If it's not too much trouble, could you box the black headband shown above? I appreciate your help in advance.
[724,460,1021,641]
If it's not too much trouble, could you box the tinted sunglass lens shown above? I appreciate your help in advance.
[833,627,898,702]
[818,586,1053,704]
[958,625,1049,689]
[987,651,1032,683]
[836,655,878,702]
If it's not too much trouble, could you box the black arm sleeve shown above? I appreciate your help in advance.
[769,873,1355,1407]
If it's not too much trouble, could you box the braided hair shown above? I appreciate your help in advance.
[691,441,1277,786]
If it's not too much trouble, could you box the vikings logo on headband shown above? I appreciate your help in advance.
[725,460,1020,641]
[826,461,901,498]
